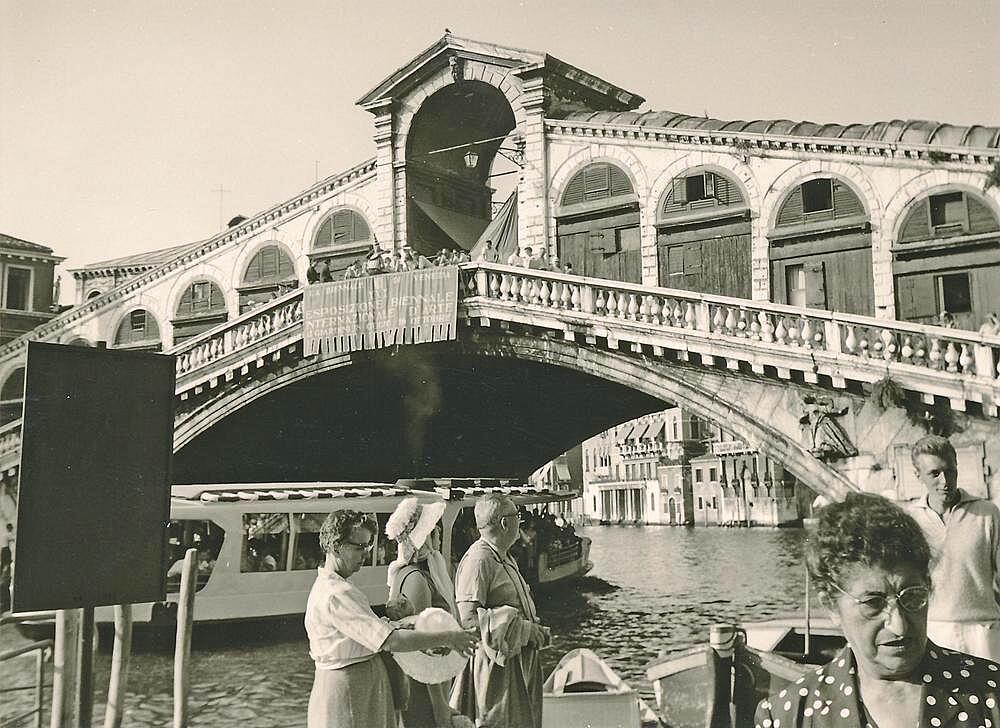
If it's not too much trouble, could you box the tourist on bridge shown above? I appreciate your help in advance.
[305,510,477,728]
[755,492,1000,728]
[451,493,550,728]
[903,435,1000,662]
[385,497,461,728]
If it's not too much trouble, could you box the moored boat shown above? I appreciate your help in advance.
[645,619,846,728]
[543,648,661,728]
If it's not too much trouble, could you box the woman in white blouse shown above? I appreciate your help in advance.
[305,510,477,728]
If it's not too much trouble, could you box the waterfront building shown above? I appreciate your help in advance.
[580,410,802,527]
[0,233,63,348]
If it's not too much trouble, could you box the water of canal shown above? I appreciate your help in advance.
[1,525,814,727]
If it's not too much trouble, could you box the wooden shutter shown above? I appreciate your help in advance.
[332,211,354,243]
[668,245,684,276]
[832,181,864,219]
[899,200,931,242]
[609,165,633,197]
[583,164,611,200]
[895,274,937,320]
[776,187,804,227]
[562,172,587,206]
[968,194,1000,234]
[314,218,333,249]
[804,261,827,309]
[662,177,688,217]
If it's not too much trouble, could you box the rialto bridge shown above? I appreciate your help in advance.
[0,33,999,510]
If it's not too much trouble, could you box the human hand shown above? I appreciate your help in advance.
[446,628,479,658]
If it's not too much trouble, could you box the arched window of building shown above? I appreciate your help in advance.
[556,162,640,284]
[310,209,373,280]
[238,245,297,314]
[0,367,24,425]
[656,167,751,297]
[114,309,161,351]
[893,188,1000,329]
[172,279,228,344]
[86,289,103,300]
[768,177,873,316]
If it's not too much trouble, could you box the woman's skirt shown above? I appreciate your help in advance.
[307,656,395,728]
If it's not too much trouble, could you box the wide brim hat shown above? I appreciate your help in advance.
[385,498,447,552]
[391,607,469,684]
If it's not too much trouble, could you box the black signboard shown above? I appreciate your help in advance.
[12,342,175,611]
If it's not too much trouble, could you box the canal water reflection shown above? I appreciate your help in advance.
[1,525,813,727]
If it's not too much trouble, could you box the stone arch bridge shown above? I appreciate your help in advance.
[2,263,999,502]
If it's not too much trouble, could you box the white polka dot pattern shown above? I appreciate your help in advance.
[753,642,1000,728]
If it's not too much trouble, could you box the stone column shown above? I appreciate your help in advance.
[367,100,397,252]
[516,70,548,256]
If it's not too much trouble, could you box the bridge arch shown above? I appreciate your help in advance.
[172,334,854,501]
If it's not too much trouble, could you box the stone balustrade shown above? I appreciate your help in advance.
[170,289,304,386]
[461,263,1000,414]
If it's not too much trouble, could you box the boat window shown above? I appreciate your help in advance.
[291,513,327,570]
[290,511,379,570]
[374,513,398,566]
[242,513,290,573]
[165,519,224,593]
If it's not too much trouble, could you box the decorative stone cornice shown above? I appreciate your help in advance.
[0,157,377,361]
[544,120,999,169]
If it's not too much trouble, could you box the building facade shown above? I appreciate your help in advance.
[580,409,802,527]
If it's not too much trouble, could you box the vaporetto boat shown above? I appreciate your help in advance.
[20,479,590,628]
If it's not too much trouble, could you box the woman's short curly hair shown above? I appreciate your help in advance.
[319,510,375,554]
[807,492,931,599]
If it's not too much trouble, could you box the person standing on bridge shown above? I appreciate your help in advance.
[903,435,1000,661]
[450,493,550,728]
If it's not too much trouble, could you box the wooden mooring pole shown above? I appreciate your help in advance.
[77,607,95,728]
[173,549,197,728]
[103,605,133,728]
[709,624,735,728]
[50,609,80,728]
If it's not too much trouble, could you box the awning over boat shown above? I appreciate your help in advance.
[470,189,518,262]
[412,198,491,251]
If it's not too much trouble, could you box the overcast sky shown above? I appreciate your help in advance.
[1,0,997,301]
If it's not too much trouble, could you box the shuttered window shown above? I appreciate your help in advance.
[895,275,937,320]
[561,163,634,207]
[775,178,866,227]
[176,280,226,318]
[898,191,1000,243]
[313,210,372,249]
[660,170,746,219]
[243,245,295,285]
[115,309,161,347]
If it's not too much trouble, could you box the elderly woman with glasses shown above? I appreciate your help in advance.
[305,510,478,728]
[755,492,1000,728]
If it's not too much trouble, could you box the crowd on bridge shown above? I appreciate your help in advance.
[306,241,472,285]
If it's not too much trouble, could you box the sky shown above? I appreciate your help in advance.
[1,0,997,303]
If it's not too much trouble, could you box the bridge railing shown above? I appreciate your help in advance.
[169,288,304,387]
[461,263,1000,404]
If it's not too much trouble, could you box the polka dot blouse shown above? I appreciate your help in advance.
[754,642,1000,727]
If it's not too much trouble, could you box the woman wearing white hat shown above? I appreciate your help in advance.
[386,497,465,728]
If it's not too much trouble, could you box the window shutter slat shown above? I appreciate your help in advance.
[968,194,1000,234]
[899,201,931,242]
[776,187,804,227]
[832,181,864,219]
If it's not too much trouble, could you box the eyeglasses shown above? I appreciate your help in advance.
[830,582,930,620]
[343,539,374,553]
[498,510,521,526]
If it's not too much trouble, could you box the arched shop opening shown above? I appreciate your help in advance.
[405,81,516,255]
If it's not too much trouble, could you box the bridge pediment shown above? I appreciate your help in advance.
[357,32,643,117]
